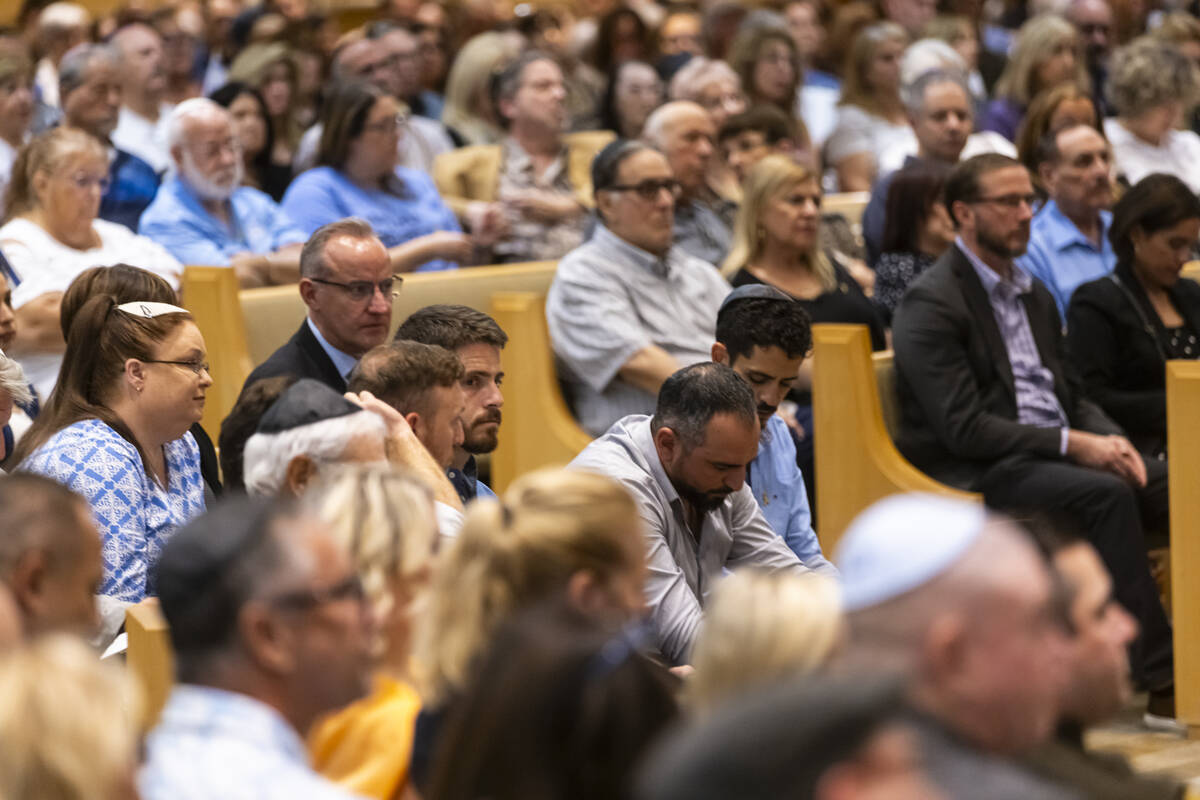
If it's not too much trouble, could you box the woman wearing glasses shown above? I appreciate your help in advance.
[0,127,183,399]
[14,294,209,641]
[282,81,478,273]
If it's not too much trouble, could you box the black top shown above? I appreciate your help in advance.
[238,320,347,401]
[874,250,937,324]
[189,423,222,497]
[1066,262,1200,457]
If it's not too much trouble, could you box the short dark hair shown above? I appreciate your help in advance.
[219,375,298,493]
[1109,173,1200,265]
[943,153,1024,226]
[300,217,378,280]
[650,363,758,449]
[490,50,557,128]
[348,340,465,416]
[716,297,812,361]
[717,105,795,146]
[156,496,299,682]
[592,138,653,196]
[881,166,950,254]
[1013,512,1087,635]
[395,304,508,350]
[1030,122,1098,171]
[0,474,88,577]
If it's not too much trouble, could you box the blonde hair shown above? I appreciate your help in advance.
[839,21,908,113]
[994,15,1088,106]
[440,32,526,146]
[722,154,835,289]
[688,569,843,713]
[413,468,642,704]
[2,126,105,223]
[0,635,140,800]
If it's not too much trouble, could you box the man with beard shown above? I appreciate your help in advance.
[892,153,1176,721]
[569,362,810,665]
[710,285,835,573]
[1018,124,1116,320]
[140,98,306,287]
[110,23,174,174]
[394,304,508,502]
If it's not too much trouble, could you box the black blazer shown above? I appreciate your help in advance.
[1067,263,1200,456]
[892,245,1121,490]
[238,320,347,399]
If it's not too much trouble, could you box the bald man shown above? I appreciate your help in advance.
[110,22,174,173]
[643,101,736,266]
[836,494,1077,800]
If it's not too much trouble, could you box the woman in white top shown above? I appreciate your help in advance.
[1103,37,1200,196]
[0,127,182,399]
[825,22,913,192]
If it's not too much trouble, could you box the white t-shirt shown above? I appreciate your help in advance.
[876,131,1018,176]
[823,105,916,191]
[112,103,175,175]
[1104,118,1200,196]
[0,217,183,399]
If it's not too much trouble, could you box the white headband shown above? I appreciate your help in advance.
[116,301,188,319]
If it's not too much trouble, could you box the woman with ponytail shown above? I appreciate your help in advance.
[15,293,210,640]
[408,468,650,794]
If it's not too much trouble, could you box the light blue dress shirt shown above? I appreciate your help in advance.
[1018,200,1115,321]
[306,318,358,381]
[746,415,837,575]
[140,685,364,800]
[281,166,462,272]
[139,176,307,267]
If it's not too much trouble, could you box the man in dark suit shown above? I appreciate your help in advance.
[240,218,398,395]
[892,153,1174,717]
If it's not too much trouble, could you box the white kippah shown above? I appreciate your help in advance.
[116,301,188,319]
[835,493,986,612]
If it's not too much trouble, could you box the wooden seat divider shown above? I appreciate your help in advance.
[812,324,980,554]
[180,266,253,443]
[125,597,174,732]
[1167,360,1200,736]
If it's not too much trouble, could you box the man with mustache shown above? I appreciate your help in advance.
[140,98,306,287]
[710,285,835,573]
[394,304,508,502]
[892,153,1175,722]
[1018,123,1117,320]
[569,362,811,666]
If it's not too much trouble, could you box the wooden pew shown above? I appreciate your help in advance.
[1167,360,1200,736]
[180,267,252,444]
[812,324,980,554]
[489,292,592,493]
[125,598,174,732]
[822,191,871,228]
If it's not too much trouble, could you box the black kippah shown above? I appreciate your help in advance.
[255,378,361,435]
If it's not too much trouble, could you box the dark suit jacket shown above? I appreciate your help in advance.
[239,320,347,398]
[1067,262,1200,456]
[892,245,1121,490]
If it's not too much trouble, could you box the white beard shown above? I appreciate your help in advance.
[180,150,243,202]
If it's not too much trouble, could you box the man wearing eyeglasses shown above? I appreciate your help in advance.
[140,98,307,287]
[240,218,397,396]
[546,139,730,437]
[891,153,1175,721]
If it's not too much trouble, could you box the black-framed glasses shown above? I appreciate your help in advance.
[141,359,211,376]
[267,573,367,610]
[309,274,404,303]
[602,178,683,201]
[969,193,1038,210]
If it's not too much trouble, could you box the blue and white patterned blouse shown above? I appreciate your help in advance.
[21,418,206,601]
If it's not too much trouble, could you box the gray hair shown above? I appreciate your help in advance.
[166,97,230,152]
[58,43,118,102]
[668,57,741,103]
[0,352,32,408]
[900,39,967,88]
[242,410,388,497]
[299,218,379,280]
[901,67,972,117]
[1107,36,1199,118]
[642,100,707,149]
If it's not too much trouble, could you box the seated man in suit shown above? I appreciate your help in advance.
[239,218,396,395]
[892,153,1174,716]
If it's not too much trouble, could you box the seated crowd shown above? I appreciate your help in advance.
[1,0,1200,797]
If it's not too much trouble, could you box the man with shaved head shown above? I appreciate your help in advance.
[140,98,305,286]
[836,494,1075,799]
[643,100,735,266]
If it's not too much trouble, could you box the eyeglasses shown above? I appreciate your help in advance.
[309,274,404,302]
[141,358,211,376]
[362,112,410,135]
[268,573,367,610]
[603,178,683,201]
[67,172,111,194]
[970,193,1038,210]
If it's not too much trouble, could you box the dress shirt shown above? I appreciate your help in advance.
[673,195,736,267]
[958,238,1069,452]
[141,685,364,800]
[306,318,358,381]
[546,224,730,436]
[112,103,175,175]
[281,166,462,272]
[746,414,837,573]
[569,415,808,665]
[492,137,587,263]
[447,454,496,504]
[293,117,454,176]
[139,176,307,267]
[1018,200,1115,320]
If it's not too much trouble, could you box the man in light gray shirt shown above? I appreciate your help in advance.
[546,139,730,437]
[570,363,810,665]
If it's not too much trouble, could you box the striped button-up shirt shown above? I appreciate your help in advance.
[546,224,730,437]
